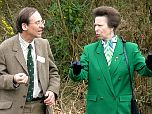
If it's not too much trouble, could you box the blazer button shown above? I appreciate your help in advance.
[97,76,101,80]
[100,97,104,100]
[20,106,23,108]
[118,77,121,80]
[23,95,26,98]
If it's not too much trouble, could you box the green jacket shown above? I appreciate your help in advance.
[69,37,152,114]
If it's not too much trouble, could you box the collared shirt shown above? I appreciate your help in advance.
[102,35,118,52]
[19,33,41,98]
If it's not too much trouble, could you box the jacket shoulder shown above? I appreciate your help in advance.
[35,38,48,42]
[35,38,49,44]
[125,42,138,50]
[0,35,17,49]
[84,41,101,49]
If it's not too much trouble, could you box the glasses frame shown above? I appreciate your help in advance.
[29,20,45,25]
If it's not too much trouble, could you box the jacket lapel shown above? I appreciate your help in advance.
[13,36,44,76]
[109,38,124,75]
[96,41,116,96]
[34,39,43,78]
[13,34,28,73]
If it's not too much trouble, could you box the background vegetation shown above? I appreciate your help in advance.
[0,0,152,113]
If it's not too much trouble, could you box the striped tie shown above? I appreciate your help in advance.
[104,40,113,66]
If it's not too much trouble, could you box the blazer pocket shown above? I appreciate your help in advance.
[0,101,13,109]
[87,95,97,101]
[119,95,132,102]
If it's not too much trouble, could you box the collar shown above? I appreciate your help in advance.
[19,33,35,51]
[101,35,118,45]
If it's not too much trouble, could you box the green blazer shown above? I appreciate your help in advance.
[69,37,152,114]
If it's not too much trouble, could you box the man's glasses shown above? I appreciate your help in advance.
[29,20,45,25]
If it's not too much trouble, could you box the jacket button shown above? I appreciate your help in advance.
[100,97,103,100]
[20,106,23,108]
[23,95,26,98]
[97,76,101,80]
[118,78,121,80]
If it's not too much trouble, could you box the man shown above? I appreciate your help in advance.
[69,6,152,114]
[0,7,60,114]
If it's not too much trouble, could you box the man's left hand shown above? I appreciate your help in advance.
[44,91,55,106]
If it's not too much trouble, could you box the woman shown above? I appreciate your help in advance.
[69,6,152,114]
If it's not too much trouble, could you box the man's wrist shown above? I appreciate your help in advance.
[13,76,20,88]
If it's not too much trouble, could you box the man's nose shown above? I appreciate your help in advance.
[40,23,45,28]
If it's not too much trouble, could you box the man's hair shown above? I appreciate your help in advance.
[93,6,121,30]
[16,7,37,33]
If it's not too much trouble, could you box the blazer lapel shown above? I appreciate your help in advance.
[34,39,43,78]
[109,38,124,75]
[13,34,28,73]
[96,41,116,96]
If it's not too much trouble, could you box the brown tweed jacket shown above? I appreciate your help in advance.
[0,34,60,114]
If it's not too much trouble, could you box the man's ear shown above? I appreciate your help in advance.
[22,23,28,31]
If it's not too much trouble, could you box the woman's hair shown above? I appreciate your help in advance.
[93,6,121,30]
[16,7,37,33]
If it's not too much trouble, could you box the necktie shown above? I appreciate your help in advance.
[26,44,34,101]
[104,40,113,66]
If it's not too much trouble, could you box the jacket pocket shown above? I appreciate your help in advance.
[119,95,132,102]
[0,101,13,109]
[87,95,97,101]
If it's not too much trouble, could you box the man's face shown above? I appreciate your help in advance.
[94,16,114,40]
[22,11,45,41]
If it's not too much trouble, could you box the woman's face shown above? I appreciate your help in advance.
[94,16,114,40]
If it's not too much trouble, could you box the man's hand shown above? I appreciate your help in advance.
[44,91,55,106]
[13,73,28,84]
[71,61,83,75]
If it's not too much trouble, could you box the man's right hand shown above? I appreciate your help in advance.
[13,73,28,84]
[71,61,83,75]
